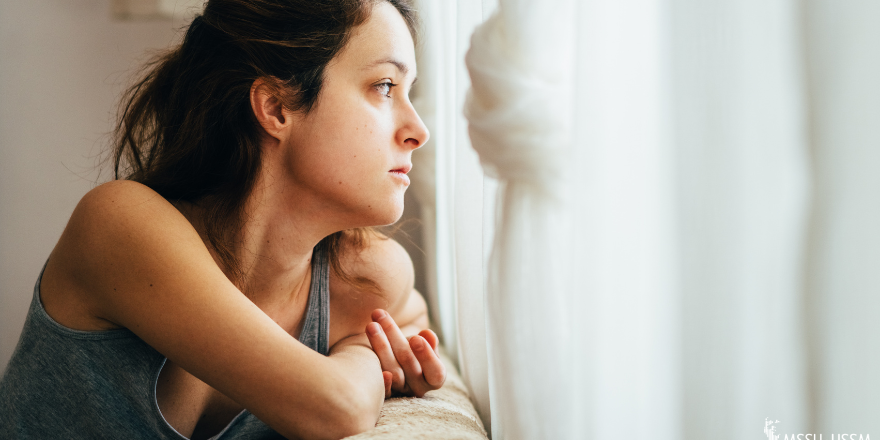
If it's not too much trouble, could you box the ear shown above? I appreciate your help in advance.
[250,78,291,142]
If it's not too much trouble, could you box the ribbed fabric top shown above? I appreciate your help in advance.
[0,242,331,440]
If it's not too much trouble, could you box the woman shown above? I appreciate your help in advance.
[0,0,446,438]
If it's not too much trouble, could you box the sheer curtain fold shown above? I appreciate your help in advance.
[467,0,810,437]
[464,1,575,439]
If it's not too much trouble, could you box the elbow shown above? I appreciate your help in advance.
[332,415,377,439]
[283,392,377,440]
[273,375,380,440]
[330,383,381,438]
[315,376,380,439]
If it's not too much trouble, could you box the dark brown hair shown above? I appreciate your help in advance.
[112,0,418,288]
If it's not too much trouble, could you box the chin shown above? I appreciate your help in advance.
[373,205,405,226]
[361,197,405,227]
[332,195,402,229]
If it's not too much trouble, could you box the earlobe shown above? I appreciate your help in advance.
[250,79,290,141]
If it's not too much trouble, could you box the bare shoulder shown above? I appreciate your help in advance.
[329,231,426,343]
[69,180,194,239]
[329,230,415,317]
[54,180,204,267]
[41,180,210,330]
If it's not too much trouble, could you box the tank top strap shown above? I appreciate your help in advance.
[298,240,330,356]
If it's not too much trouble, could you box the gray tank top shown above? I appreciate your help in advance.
[0,242,331,439]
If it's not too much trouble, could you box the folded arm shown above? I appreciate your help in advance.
[47,181,384,440]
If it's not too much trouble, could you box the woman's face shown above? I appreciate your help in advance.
[281,2,428,228]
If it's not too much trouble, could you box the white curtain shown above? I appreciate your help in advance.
[412,0,880,438]
[454,0,880,439]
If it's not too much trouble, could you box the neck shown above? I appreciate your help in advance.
[180,170,340,309]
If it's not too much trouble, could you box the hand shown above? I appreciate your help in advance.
[366,309,446,398]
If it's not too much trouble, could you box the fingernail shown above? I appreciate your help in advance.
[372,309,386,320]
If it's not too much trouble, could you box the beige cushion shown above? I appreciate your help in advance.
[345,350,488,440]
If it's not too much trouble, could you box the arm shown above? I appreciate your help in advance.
[49,181,383,439]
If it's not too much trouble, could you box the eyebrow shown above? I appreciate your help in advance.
[365,58,411,76]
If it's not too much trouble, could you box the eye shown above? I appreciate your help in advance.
[374,81,397,98]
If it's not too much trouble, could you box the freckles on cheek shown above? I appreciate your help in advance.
[355,122,373,136]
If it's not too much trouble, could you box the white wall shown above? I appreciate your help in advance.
[0,0,180,370]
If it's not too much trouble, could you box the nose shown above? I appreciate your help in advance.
[398,102,430,150]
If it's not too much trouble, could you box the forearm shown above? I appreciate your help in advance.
[251,335,385,440]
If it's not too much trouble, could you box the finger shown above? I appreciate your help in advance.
[410,335,446,390]
[366,321,406,390]
[371,308,388,322]
[418,329,440,354]
[373,310,424,394]
[383,371,393,399]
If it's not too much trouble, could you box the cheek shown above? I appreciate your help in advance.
[315,123,385,181]
[290,112,360,174]
[288,112,391,193]
[317,108,394,171]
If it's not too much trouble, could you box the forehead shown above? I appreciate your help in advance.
[330,2,417,76]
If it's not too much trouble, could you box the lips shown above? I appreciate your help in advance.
[389,164,412,186]
[389,164,412,174]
